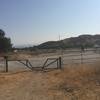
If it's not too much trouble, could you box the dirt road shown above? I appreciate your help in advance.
[0,70,67,100]
[0,71,54,100]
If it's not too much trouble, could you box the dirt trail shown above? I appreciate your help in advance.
[0,70,65,100]
[0,71,53,100]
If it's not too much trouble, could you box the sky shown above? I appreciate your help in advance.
[0,0,100,47]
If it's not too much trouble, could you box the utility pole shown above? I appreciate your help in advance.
[59,35,60,41]
[58,34,63,66]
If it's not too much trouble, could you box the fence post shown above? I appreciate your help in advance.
[57,59,59,68]
[81,51,83,64]
[4,56,8,72]
[59,57,62,69]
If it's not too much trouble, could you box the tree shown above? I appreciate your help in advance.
[0,29,12,52]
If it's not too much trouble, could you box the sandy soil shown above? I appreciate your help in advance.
[0,64,100,100]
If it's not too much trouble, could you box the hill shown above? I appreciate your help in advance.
[33,34,100,49]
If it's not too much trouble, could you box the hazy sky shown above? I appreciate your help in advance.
[0,0,100,46]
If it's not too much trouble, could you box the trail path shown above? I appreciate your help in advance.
[0,71,52,100]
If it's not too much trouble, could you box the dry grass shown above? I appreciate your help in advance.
[0,63,100,100]
[46,63,100,100]
[7,53,32,60]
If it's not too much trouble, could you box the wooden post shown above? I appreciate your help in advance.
[26,60,28,66]
[4,56,8,72]
[57,59,59,69]
[59,57,62,69]
[81,52,83,64]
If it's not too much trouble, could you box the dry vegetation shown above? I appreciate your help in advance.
[0,63,100,100]
[46,64,100,100]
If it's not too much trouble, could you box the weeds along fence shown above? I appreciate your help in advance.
[61,49,100,65]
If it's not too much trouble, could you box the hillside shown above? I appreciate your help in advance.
[34,34,100,49]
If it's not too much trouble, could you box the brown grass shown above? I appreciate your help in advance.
[0,63,100,100]
[46,63,100,100]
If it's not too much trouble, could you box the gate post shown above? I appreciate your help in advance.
[4,56,8,72]
[81,51,83,64]
[59,57,62,69]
